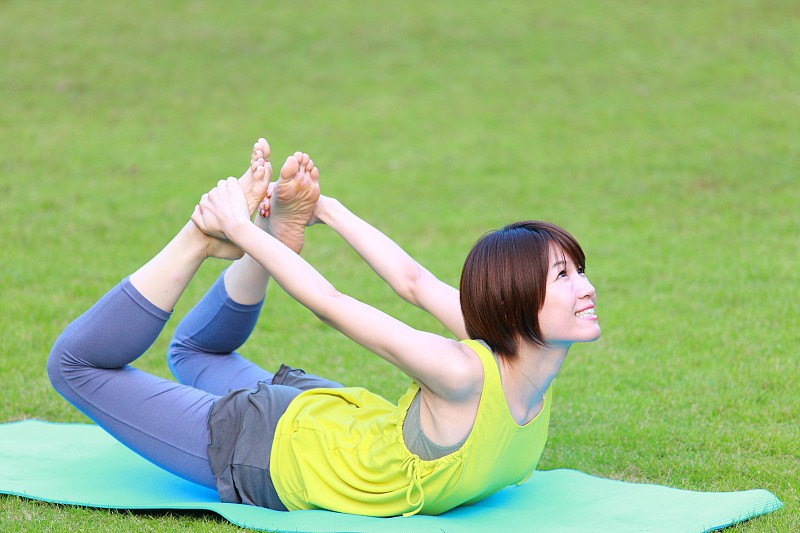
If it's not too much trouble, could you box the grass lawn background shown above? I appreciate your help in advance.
[1,1,797,531]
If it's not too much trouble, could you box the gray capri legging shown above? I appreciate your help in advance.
[47,272,342,494]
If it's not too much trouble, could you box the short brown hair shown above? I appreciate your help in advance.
[459,221,586,358]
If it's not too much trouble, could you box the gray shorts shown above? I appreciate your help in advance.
[206,364,343,510]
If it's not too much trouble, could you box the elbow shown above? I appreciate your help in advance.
[397,264,428,306]
[311,285,350,325]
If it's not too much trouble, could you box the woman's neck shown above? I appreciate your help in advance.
[500,342,569,424]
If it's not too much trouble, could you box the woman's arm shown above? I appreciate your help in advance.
[312,196,468,340]
[194,179,481,398]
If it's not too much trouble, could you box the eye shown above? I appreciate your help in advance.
[577,266,586,275]
[556,270,568,279]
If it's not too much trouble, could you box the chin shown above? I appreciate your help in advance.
[581,327,602,343]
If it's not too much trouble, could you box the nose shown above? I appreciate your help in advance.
[577,275,596,299]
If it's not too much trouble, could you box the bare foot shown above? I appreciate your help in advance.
[256,152,319,253]
[239,138,272,215]
[191,138,271,259]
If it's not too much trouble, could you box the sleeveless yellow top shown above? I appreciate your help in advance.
[269,339,552,517]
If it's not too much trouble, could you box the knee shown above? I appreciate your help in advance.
[166,336,188,371]
[167,323,197,361]
[166,335,198,383]
[46,331,72,395]
[46,321,91,396]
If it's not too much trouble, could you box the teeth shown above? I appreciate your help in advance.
[575,308,595,318]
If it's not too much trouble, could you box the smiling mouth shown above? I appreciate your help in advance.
[575,308,595,318]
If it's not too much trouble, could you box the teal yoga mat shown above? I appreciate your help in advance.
[0,420,782,532]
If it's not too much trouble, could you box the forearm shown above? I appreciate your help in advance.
[226,221,424,371]
[228,222,339,317]
[314,197,467,339]
[315,197,430,306]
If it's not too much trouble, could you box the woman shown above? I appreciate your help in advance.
[48,138,599,517]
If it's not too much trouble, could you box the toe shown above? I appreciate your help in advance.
[258,198,270,218]
[253,162,266,181]
[299,153,310,169]
[258,138,270,161]
[280,155,300,180]
[252,139,270,164]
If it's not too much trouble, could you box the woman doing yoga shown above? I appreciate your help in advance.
[48,138,600,517]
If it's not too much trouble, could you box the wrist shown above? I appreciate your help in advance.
[314,196,339,224]
[225,218,255,245]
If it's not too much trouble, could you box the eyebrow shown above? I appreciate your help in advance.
[552,259,567,270]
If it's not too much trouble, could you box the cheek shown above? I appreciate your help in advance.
[538,292,573,329]
[537,299,563,330]
[540,290,569,316]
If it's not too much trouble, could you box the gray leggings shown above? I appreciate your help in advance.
[47,272,340,491]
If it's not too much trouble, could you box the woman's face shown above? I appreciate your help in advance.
[538,247,600,346]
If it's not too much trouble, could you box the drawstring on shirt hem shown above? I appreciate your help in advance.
[401,455,424,517]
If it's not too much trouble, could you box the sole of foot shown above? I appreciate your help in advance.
[258,152,319,253]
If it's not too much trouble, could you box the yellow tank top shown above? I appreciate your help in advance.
[269,339,552,517]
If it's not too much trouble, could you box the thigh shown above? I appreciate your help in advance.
[52,359,218,490]
[168,349,276,396]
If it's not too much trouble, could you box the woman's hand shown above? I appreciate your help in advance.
[192,177,251,242]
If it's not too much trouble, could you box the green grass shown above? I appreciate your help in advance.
[1,0,798,531]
